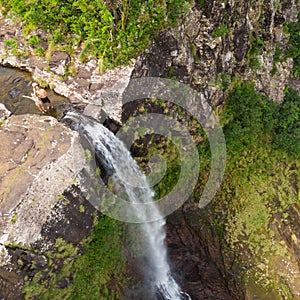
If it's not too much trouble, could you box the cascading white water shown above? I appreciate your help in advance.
[65,112,191,300]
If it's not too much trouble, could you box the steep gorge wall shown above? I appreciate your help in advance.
[0,0,300,299]
[132,1,300,299]
[134,0,299,103]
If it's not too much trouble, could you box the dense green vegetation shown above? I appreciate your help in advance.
[22,215,127,300]
[211,24,229,38]
[68,216,127,299]
[244,11,300,75]
[247,33,264,70]
[134,136,182,200]
[286,12,300,76]
[214,81,300,297]
[0,0,191,70]
[223,81,300,157]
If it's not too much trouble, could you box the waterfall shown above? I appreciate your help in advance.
[64,112,191,300]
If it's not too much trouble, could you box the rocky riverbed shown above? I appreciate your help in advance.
[0,66,69,117]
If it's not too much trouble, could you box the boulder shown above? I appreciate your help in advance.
[0,104,11,120]
[49,51,70,76]
[0,114,85,246]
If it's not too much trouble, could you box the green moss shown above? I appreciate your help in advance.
[3,38,18,50]
[34,46,45,57]
[23,273,73,300]
[68,216,127,299]
[247,33,264,70]
[51,238,78,259]
[27,35,41,47]
[79,204,85,213]
[249,56,262,70]
[22,216,127,300]
[212,81,300,296]
[152,140,181,200]
[0,119,5,129]
[59,194,70,205]
[10,213,18,224]
[84,149,92,162]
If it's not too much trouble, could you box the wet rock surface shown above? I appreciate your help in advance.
[40,185,96,245]
[0,66,70,118]
[0,267,23,300]
[0,103,11,120]
[0,13,134,123]
[166,201,243,300]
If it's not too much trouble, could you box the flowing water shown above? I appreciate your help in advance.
[0,65,190,298]
[64,112,191,300]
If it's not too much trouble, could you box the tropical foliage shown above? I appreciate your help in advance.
[0,0,192,69]
[214,81,300,297]
[224,81,300,157]
[286,11,300,76]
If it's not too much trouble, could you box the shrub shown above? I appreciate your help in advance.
[69,216,127,299]
[273,88,300,156]
[34,46,45,57]
[27,35,41,47]
[0,0,192,69]
[286,12,300,76]
[223,81,278,151]
[218,81,300,296]
[3,38,18,50]
[212,24,229,38]
[223,80,300,158]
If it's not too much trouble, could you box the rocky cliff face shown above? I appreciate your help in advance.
[165,201,243,300]
[133,0,299,104]
[0,114,78,245]
[0,0,300,299]
[0,114,98,299]
[131,1,300,299]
